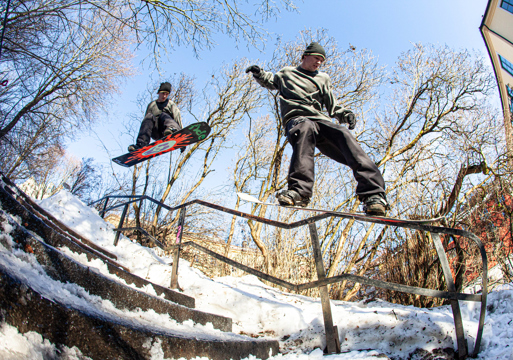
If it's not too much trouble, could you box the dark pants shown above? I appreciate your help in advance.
[136,112,181,146]
[286,117,385,199]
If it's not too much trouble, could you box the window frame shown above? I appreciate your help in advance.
[499,54,513,78]
[501,0,513,14]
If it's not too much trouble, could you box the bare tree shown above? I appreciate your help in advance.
[336,44,500,303]
[1,0,295,186]
[18,152,101,202]
[2,0,296,69]
[109,0,297,58]
[227,29,384,273]
[106,60,264,247]
[228,35,504,305]
[1,109,67,180]
[0,2,134,138]
[0,1,135,197]
[145,61,262,233]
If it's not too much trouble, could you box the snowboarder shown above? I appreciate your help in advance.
[128,82,183,152]
[246,42,388,216]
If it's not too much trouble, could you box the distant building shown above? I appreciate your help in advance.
[480,0,513,163]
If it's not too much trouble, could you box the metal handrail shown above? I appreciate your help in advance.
[93,194,488,359]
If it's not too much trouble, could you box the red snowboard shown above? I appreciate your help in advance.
[112,122,210,167]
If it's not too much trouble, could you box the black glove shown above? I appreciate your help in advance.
[337,110,356,130]
[245,65,261,76]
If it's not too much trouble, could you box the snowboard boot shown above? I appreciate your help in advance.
[362,193,388,216]
[276,189,310,207]
[128,143,145,152]
[163,127,178,137]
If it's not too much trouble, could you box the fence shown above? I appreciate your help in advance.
[90,194,488,359]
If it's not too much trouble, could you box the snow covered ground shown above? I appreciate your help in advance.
[1,189,512,360]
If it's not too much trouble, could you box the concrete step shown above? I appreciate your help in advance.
[0,177,280,359]
[0,268,279,360]
[0,182,193,307]
[0,209,232,332]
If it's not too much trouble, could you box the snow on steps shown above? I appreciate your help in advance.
[0,268,277,360]
[0,181,195,308]
[0,179,279,359]
[0,210,233,332]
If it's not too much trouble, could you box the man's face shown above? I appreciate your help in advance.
[157,91,170,102]
[301,55,325,72]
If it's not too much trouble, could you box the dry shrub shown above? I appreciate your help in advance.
[370,230,447,308]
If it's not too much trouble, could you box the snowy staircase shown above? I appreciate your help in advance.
[0,177,279,359]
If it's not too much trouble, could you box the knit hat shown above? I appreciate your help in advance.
[157,82,171,93]
[303,42,326,60]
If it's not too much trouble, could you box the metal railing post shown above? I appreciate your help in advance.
[170,207,186,289]
[308,222,340,354]
[100,197,109,219]
[431,232,468,359]
[114,204,129,246]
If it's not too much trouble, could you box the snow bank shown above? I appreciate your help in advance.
[0,189,510,359]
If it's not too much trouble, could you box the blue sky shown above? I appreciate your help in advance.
[66,0,491,172]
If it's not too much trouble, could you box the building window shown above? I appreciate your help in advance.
[499,55,513,77]
[501,0,513,14]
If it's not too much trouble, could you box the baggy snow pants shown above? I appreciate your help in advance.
[285,117,385,199]
[136,112,181,146]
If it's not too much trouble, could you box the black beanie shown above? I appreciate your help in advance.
[303,42,326,60]
[157,82,171,93]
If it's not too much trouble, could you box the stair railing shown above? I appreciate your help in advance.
[90,194,488,359]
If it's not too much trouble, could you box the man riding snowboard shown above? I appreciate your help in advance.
[128,82,183,152]
[246,42,388,216]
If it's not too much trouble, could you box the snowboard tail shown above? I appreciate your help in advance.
[113,122,211,167]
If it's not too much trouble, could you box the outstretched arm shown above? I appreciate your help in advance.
[246,65,278,91]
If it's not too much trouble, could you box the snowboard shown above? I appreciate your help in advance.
[236,192,444,225]
[113,122,211,167]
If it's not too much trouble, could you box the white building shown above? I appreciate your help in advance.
[480,0,513,160]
